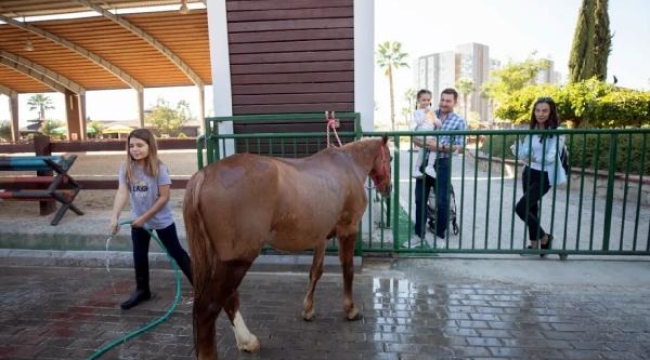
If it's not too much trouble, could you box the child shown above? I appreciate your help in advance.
[410,89,442,177]
[109,128,192,309]
[409,89,442,242]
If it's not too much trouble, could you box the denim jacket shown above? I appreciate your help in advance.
[511,135,567,186]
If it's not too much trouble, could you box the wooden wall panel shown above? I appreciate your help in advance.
[227,0,355,124]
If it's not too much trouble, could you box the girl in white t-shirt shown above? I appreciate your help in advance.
[109,128,193,310]
[410,89,442,177]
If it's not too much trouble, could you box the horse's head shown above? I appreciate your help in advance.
[369,134,392,198]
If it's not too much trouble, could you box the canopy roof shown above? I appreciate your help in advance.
[0,0,210,95]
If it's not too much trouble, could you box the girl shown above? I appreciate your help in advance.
[410,89,442,177]
[409,89,442,241]
[510,97,567,253]
[109,128,192,309]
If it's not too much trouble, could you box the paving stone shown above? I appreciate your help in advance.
[2,262,650,360]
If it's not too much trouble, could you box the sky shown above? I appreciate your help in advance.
[1,0,649,126]
[373,0,650,121]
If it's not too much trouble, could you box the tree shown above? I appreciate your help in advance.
[88,121,105,138]
[145,98,189,135]
[568,0,612,82]
[593,0,612,81]
[27,94,54,120]
[456,77,475,119]
[481,56,551,115]
[568,0,596,82]
[0,121,12,142]
[492,79,650,128]
[376,41,409,131]
[403,88,417,112]
[177,99,192,121]
[39,119,64,136]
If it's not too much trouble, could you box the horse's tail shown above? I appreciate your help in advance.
[182,170,215,349]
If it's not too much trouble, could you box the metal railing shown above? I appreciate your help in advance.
[198,117,649,258]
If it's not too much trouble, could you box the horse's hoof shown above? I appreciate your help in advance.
[237,334,260,353]
[302,309,315,321]
[346,309,362,321]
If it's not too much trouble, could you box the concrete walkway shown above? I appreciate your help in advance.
[2,258,650,359]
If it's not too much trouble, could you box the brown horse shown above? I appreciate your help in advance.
[182,136,392,359]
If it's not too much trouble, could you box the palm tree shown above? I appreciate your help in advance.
[456,77,475,119]
[376,41,409,131]
[27,94,54,120]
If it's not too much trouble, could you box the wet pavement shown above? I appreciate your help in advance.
[2,258,650,360]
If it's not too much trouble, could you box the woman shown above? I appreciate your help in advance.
[510,97,567,253]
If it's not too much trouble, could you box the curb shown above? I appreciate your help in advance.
[0,249,362,273]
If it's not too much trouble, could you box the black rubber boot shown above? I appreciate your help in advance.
[121,269,151,309]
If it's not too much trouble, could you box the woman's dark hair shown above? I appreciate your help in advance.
[415,89,432,110]
[530,97,560,138]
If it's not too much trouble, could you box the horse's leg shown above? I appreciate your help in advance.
[302,241,326,321]
[338,233,362,321]
[194,260,253,360]
[224,290,260,353]
[193,286,220,360]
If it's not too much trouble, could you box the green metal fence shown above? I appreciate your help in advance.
[199,116,650,258]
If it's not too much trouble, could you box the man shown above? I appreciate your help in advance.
[413,88,467,243]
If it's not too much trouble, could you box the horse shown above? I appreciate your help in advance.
[182,135,392,359]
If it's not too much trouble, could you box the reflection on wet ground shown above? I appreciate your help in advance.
[1,260,650,359]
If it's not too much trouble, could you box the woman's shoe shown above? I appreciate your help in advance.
[540,235,554,249]
[540,235,553,257]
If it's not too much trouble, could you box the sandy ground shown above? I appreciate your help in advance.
[0,189,187,220]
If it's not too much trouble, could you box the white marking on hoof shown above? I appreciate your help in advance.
[302,308,314,321]
[346,307,362,321]
[232,311,260,353]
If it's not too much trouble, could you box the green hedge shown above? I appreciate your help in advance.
[482,133,650,176]
[495,79,650,128]
[566,133,649,176]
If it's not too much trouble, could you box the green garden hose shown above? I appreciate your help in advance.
[87,220,183,360]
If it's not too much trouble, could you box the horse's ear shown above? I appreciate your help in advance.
[381,133,389,145]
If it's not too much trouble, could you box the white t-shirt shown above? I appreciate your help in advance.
[410,108,437,178]
[118,162,174,229]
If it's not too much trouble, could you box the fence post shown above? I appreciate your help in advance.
[602,133,617,251]
[33,135,56,216]
[391,134,401,247]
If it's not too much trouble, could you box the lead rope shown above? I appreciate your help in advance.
[325,111,342,148]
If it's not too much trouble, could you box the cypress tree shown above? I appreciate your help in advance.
[593,0,612,81]
[568,0,596,83]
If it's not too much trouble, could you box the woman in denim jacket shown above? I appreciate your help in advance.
[510,97,567,253]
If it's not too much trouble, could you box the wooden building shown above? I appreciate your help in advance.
[0,0,374,145]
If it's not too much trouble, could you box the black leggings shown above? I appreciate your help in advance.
[131,222,192,283]
[515,167,551,241]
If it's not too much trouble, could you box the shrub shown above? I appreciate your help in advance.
[566,133,650,176]
[482,132,650,176]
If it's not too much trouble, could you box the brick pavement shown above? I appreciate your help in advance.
[2,260,650,360]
